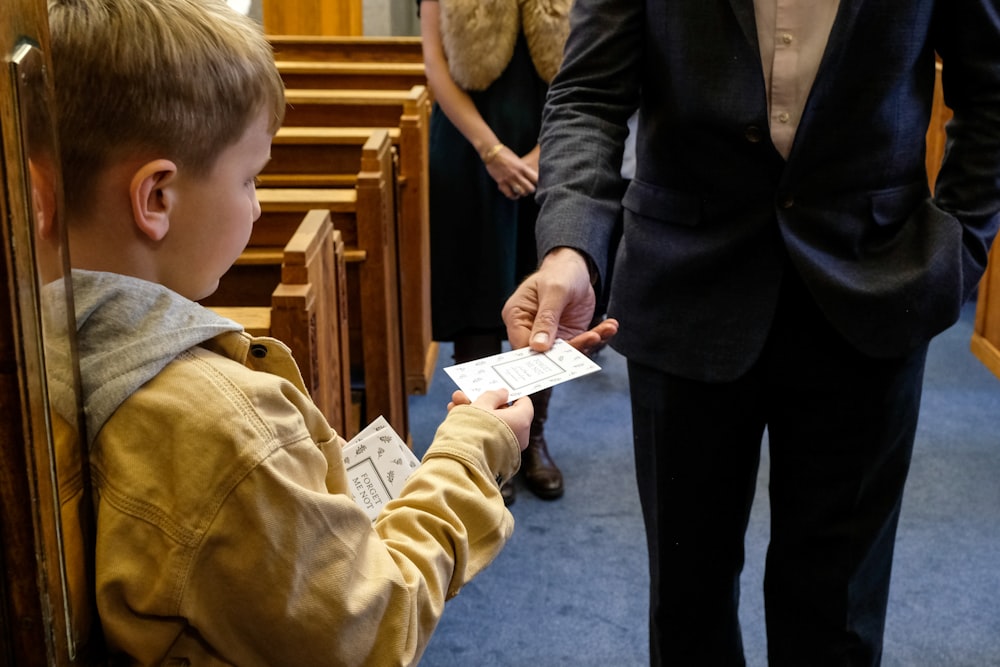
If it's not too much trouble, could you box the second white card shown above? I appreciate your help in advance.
[443,339,601,401]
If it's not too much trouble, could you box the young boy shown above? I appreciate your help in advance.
[46,1,534,664]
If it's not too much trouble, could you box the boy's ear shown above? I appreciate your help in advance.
[129,159,178,242]
[28,158,58,241]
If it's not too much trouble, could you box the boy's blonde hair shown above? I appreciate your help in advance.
[48,0,286,214]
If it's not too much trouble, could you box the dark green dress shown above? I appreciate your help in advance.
[426,30,549,341]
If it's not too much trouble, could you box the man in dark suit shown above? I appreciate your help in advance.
[502,0,1000,664]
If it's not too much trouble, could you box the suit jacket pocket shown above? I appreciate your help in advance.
[869,181,928,227]
[622,179,702,226]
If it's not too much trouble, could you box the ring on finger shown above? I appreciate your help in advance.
[512,184,522,196]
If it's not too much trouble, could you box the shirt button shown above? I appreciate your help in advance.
[782,33,793,45]
[744,125,763,143]
[778,112,790,123]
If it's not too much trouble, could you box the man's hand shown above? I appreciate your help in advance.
[503,247,604,351]
[567,317,619,356]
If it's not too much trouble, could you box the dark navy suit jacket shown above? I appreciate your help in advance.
[535,0,1000,381]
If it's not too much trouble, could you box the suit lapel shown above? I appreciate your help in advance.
[727,0,758,51]
[819,0,865,74]
[778,0,864,164]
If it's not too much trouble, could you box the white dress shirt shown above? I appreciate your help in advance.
[754,0,841,158]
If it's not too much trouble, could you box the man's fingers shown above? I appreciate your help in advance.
[529,306,561,351]
[567,318,619,353]
[503,301,538,349]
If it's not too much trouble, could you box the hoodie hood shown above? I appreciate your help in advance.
[44,269,242,444]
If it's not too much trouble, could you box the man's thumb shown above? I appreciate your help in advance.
[528,304,561,351]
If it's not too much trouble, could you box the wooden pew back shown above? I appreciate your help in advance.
[269,35,424,63]
[277,89,434,396]
[277,60,427,92]
[282,86,428,128]
[972,242,1000,380]
[262,126,400,189]
[274,211,353,435]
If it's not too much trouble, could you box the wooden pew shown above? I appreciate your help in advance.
[269,35,424,64]
[257,187,406,435]
[211,211,354,435]
[282,86,429,127]
[972,242,1000,381]
[278,87,435,396]
[263,126,437,395]
[926,58,952,192]
[205,129,408,434]
[276,60,427,92]
[262,126,399,188]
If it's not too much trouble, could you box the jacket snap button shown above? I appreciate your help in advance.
[250,343,268,358]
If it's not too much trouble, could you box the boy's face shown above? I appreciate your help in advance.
[162,109,272,301]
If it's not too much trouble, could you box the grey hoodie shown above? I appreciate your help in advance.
[45,269,242,445]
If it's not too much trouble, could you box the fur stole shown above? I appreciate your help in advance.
[438,0,574,91]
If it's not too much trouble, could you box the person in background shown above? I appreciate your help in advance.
[503,0,1000,664]
[46,0,537,663]
[419,0,607,505]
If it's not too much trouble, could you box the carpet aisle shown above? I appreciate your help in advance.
[408,303,1000,666]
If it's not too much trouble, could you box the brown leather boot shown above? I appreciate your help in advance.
[500,479,516,506]
[523,387,564,499]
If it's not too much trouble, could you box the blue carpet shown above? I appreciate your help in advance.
[408,303,1000,666]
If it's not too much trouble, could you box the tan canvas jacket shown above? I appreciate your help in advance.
[61,271,520,666]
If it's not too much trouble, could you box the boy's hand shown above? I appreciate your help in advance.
[448,389,533,451]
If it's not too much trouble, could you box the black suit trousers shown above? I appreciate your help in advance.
[627,266,928,667]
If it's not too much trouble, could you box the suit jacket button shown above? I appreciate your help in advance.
[744,125,763,143]
[781,198,795,209]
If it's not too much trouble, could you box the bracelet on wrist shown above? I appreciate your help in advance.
[482,143,505,163]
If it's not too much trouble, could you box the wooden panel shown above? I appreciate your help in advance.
[274,213,353,435]
[277,60,427,92]
[2,0,104,663]
[972,241,1000,381]
[926,58,952,192]
[268,35,424,63]
[207,306,272,336]
[0,2,50,644]
[283,87,427,127]
[262,0,363,36]
[266,136,367,182]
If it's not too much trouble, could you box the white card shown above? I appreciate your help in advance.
[342,416,420,522]
[443,339,602,402]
